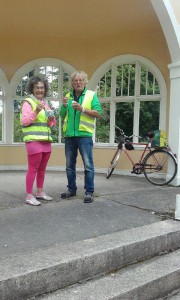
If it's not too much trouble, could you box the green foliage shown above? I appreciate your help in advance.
[139,101,160,139]
[115,102,134,137]
[97,70,111,98]
[96,103,110,142]
[14,100,23,142]
[116,64,135,96]
[14,112,24,142]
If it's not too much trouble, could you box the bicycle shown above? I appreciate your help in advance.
[106,126,177,186]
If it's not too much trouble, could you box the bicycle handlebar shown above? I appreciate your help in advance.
[114,126,142,140]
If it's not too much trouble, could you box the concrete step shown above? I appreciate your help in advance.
[0,220,180,300]
[35,249,180,300]
[163,290,180,299]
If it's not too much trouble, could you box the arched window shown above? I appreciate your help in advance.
[89,55,166,145]
[10,58,75,144]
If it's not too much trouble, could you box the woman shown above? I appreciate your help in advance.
[21,76,56,206]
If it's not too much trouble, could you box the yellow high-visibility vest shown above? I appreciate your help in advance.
[63,90,95,133]
[21,97,53,142]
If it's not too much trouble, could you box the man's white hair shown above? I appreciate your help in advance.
[70,71,88,87]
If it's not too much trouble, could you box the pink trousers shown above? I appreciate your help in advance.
[26,152,51,194]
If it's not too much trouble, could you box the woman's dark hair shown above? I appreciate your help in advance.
[26,76,49,97]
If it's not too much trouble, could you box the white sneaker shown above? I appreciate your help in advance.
[26,195,41,206]
[36,193,53,201]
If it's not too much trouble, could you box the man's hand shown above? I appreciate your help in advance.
[72,101,82,111]
[62,97,68,107]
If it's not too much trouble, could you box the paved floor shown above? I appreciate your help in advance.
[0,170,179,258]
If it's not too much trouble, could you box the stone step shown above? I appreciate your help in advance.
[0,220,180,300]
[163,290,180,299]
[35,249,180,300]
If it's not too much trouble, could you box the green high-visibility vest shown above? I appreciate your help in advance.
[21,97,53,142]
[63,90,95,134]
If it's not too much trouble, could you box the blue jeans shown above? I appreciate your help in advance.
[65,137,94,194]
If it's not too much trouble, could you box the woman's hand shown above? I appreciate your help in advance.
[47,116,54,121]
[35,103,44,114]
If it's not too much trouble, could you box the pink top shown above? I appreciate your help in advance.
[22,100,56,155]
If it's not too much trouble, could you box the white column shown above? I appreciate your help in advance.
[168,61,180,185]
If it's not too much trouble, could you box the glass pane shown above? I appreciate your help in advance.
[116,64,135,97]
[116,65,123,96]
[39,66,46,76]
[140,67,160,96]
[39,66,59,98]
[14,99,23,142]
[129,64,135,96]
[115,102,134,139]
[122,65,129,96]
[0,100,3,141]
[49,67,59,98]
[140,66,147,95]
[147,71,154,95]
[139,101,160,140]
[16,70,35,96]
[47,100,60,143]
[63,71,70,96]
[97,70,111,98]
[123,64,135,96]
[155,79,160,94]
[95,103,110,143]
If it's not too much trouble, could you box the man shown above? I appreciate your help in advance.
[60,71,102,203]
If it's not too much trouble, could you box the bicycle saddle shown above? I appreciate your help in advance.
[146,132,154,138]
[125,142,134,150]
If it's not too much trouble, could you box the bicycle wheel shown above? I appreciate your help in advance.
[106,149,121,179]
[143,149,177,186]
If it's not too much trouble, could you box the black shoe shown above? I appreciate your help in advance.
[61,191,76,199]
[84,193,94,203]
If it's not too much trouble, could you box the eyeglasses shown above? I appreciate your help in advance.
[73,79,84,83]
[34,86,45,90]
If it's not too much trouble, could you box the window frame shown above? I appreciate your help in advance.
[89,55,167,146]
[0,69,9,144]
[9,58,76,144]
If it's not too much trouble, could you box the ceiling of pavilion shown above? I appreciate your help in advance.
[0,0,161,38]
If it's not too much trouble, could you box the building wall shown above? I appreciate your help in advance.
[0,23,171,172]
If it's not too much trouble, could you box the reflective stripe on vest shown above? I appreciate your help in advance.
[21,98,53,142]
[63,90,95,133]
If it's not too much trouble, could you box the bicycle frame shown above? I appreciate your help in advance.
[123,141,152,168]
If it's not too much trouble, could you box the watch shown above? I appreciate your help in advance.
[82,107,86,113]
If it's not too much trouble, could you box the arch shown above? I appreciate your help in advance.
[9,58,76,98]
[0,69,9,96]
[151,0,180,63]
[7,58,76,144]
[89,54,167,132]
